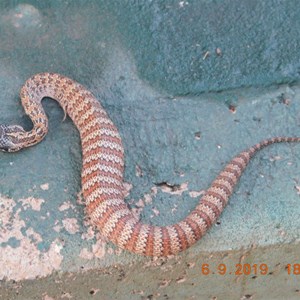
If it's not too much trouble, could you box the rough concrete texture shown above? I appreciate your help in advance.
[1,1,300,299]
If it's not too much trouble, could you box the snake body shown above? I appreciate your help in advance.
[1,72,299,256]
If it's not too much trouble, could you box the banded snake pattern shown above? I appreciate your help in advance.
[0,73,299,257]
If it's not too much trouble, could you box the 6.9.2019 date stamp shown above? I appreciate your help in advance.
[200,263,300,276]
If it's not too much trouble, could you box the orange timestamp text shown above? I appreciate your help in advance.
[200,263,300,276]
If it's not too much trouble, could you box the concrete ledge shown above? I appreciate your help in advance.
[2,244,300,299]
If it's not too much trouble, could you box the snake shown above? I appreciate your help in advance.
[0,72,299,257]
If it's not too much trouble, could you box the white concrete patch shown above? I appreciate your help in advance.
[62,218,80,234]
[19,197,44,211]
[59,201,75,211]
[0,195,64,281]
[40,183,49,190]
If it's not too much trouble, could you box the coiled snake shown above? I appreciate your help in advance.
[0,73,299,257]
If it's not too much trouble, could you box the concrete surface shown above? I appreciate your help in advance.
[1,1,300,299]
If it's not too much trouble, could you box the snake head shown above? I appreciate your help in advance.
[0,124,26,152]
